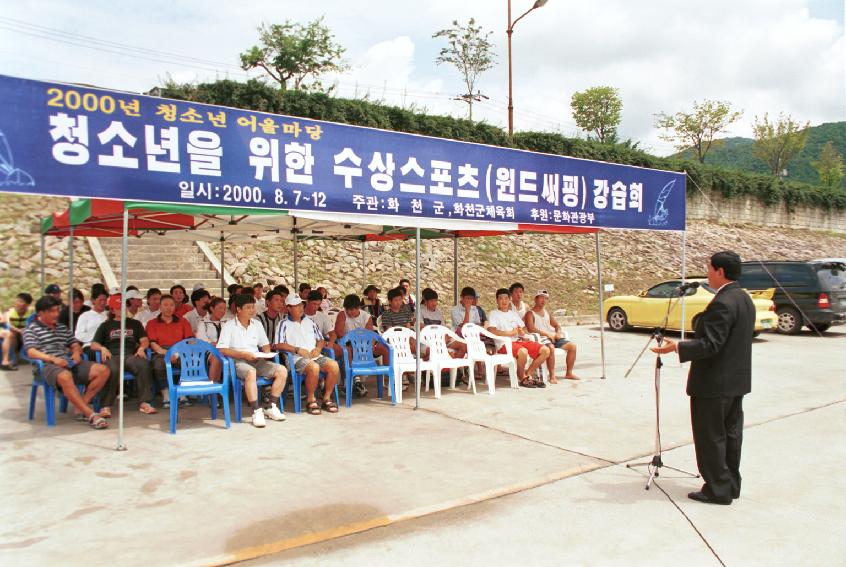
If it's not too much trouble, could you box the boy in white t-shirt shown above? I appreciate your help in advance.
[486,288,549,388]
[421,288,466,358]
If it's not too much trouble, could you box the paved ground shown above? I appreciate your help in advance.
[0,325,843,566]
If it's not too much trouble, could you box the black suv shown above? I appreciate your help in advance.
[738,260,846,334]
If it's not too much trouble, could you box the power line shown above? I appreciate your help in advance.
[0,16,243,70]
[0,20,252,78]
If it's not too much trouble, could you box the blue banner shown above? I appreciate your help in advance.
[0,75,685,230]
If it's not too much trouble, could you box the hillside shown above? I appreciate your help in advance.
[1,194,843,315]
[676,122,846,187]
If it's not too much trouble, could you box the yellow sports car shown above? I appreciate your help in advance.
[604,278,778,334]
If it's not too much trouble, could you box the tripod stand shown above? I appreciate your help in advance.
[624,290,699,490]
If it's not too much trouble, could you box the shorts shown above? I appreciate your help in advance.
[498,340,544,359]
[233,359,284,380]
[40,360,97,389]
[553,338,570,349]
[293,355,331,374]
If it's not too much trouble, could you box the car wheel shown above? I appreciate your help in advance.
[607,307,629,331]
[776,306,802,335]
[808,323,831,333]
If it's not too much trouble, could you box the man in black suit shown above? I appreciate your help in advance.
[652,251,754,505]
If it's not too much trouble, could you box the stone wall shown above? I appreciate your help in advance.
[1,193,845,315]
[687,192,846,233]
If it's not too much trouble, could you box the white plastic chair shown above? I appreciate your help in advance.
[524,332,551,384]
[382,326,434,403]
[419,325,473,399]
[460,323,517,394]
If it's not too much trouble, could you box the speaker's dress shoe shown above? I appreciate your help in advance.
[687,491,732,505]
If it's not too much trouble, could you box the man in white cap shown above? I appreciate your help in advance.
[524,289,580,382]
[274,295,340,415]
[217,294,287,428]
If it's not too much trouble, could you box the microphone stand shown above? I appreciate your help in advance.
[624,287,700,490]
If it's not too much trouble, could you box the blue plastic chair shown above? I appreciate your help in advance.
[27,359,59,427]
[26,356,95,425]
[284,347,341,413]
[338,329,395,407]
[164,338,230,434]
[228,353,281,423]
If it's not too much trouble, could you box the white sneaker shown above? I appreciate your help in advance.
[251,408,266,428]
[264,403,286,422]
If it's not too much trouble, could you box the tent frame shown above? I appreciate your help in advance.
[41,199,686,451]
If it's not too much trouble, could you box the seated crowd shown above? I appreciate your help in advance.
[4,277,579,431]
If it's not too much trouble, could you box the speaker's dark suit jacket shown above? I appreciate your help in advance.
[678,281,755,397]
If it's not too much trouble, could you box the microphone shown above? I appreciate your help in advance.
[676,281,700,294]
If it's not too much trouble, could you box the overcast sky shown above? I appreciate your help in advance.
[0,0,843,155]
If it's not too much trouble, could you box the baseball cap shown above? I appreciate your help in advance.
[125,290,143,300]
[535,289,550,298]
[192,283,205,291]
[107,294,123,312]
[45,284,61,294]
[285,295,303,307]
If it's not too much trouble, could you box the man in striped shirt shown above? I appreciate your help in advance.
[23,295,111,429]
[275,296,339,415]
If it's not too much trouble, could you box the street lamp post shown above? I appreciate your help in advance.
[507,0,548,136]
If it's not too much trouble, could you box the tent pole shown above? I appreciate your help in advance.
[68,227,74,333]
[39,233,45,292]
[116,209,128,451]
[414,227,421,410]
[361,240,367,289]
[680,231,687,342]
[219,234,225,297]
[595,231,606,380]
[453,235,459,305]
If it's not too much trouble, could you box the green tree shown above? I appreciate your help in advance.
[433,18,496,122]
[752,112,811,177]
[240,18,347,91]
[655,100,742,163]
[811,141,844,188]
[570,86,622,144]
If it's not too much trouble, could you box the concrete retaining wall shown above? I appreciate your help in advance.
[687,192,846,233]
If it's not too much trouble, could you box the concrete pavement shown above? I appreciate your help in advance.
[0,325,843,566]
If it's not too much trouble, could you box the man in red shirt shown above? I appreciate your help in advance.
[145,294,193,409]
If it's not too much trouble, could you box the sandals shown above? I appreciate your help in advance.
[0,363,18,371]
[519,379,536,388]
[321,400,339,414]
[306,400,322,415]
[533,378,547,388]
[88,413,108,429]
[139,403,158,415]
[99,407,112,418]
